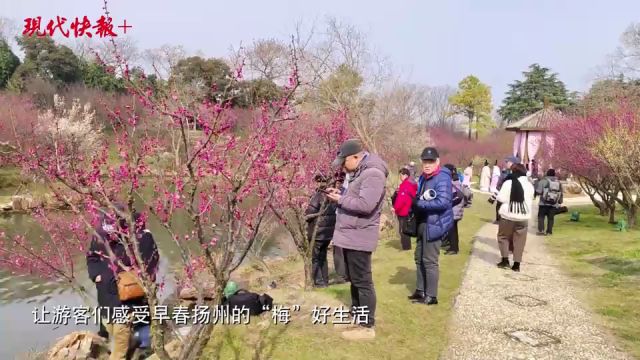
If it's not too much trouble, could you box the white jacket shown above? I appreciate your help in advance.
[496,177,534,222]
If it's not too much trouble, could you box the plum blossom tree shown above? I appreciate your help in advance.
[0,14,319,360]
[550,103,640,227]
[268,113,350,289]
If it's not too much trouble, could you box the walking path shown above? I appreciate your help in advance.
[442,220,633,360]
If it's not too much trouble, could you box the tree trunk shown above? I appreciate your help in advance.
[147,297,172,360]
[608,202,616,224]
[303,256,313,291]
[475,116,479,140]
[468,113,473,140]
[627,205,637,228]
[598,205,607,216]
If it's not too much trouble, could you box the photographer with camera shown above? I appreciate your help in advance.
[407,147,454,305]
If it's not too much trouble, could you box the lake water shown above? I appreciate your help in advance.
[0,212,293,359]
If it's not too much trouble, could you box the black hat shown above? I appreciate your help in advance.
[332,139,364,168]
[420,147,439,161]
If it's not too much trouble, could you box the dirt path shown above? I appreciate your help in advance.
[442,220,633,360]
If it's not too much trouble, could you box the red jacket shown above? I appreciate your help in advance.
[393,178,418,217]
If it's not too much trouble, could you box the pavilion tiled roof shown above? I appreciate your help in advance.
[505,108,562,131]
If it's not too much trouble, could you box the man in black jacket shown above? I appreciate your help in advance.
[305,174,342,287]
[535,169,564,235]
[86,205,159,360]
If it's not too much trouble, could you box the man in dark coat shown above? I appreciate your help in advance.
[535,168,564,235]
[86,205,159,360]
[408,147,454,305]
[305,174,341,287]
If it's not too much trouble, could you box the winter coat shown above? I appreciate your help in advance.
[393,178,418,217]
[451,180,465,221]
[333,153,389,252]
[413,167,455,242]
[496,177,535,222]
[535,176,564,207]
[305,190,338,242]
[86,223,159,319]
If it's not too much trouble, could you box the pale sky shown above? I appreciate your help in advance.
[2,0,639,106]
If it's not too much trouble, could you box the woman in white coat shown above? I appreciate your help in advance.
[463,162,473,187]
[490,160,501,193]
[480,160,491,192]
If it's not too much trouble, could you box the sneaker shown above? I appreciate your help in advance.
[412,296,438,305]
[545,232,552,236]
[445,250,458,255]
[341,326,376,341]
[333,322,359,330]
[314,283,328,289]
[512,262,520,272]
[497,258,510,269]
[407,290,425,301]
[536,231,546,236]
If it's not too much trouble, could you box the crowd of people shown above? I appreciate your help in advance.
[305,138,567,341]
[85,137,568,356]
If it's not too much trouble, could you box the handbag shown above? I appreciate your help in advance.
[401,212,418,237]
[117,270,146,301]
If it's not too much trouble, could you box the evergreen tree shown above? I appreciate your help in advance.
[499,63,572,123]
[0,39,19,88]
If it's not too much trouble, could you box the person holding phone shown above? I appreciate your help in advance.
[325,138,388,341]
[304,173,342,288]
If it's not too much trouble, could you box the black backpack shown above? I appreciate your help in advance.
[543,180,562,205]
[224,289,273,316]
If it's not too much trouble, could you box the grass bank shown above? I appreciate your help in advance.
[545,206,640,358]
[204,194,492,359]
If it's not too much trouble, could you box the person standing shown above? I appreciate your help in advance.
[489,160,501,193]
[326,138,388,340]
[494,156,520,224]
[495,163,534,272]
[463,162,473,187]
[332,173,348,284]
[407,161,417,181]
[407,147,454,305]
[392,168,418,251]
[305,174,339,288]
[535,169,563,236]
[443,164,465,255]
[480,160,491,192]
[531,159,539,179]
[87,205,159,360]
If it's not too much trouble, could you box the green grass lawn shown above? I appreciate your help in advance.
[545,207,640,358]
[204,194,492,359]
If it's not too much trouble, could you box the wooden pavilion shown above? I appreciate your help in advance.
[505,107,561,176]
